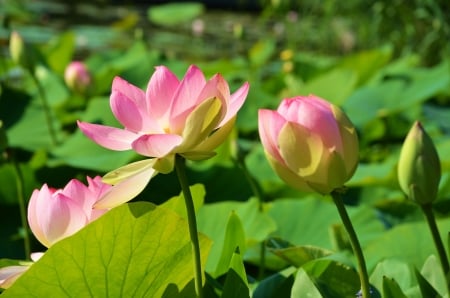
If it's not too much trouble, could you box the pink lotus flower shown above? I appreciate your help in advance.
[77,65,249,173]
[258,95,359,194]
[27,176,111,247]
[64,61,91,93]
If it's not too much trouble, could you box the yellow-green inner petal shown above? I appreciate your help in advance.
[102,158,156,185]
[178,97,223,152]
[278,122,324,177]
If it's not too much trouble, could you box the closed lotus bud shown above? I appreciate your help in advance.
[64,61,91,94]
[398,121,441,205]
[258,95,359,194]
[9,31,29,68]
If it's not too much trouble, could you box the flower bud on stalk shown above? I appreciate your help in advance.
[9,31,33,70]
[258,95,359,194]
[398,121,441,205]
[64,61,91,94]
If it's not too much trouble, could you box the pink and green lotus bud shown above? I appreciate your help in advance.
[398,121,441,205]
[258,95,359,194]
[9,31,29,68]
[64,61,91,94]
[27,176,111,247]
[78,65,249,172]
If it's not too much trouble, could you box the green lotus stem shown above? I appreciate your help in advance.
[31,75,58,145]
[235,153,266,278]
[12,151,31,259]
[175,154,203,298]
[331,190,370,298]
[420,204,450,284]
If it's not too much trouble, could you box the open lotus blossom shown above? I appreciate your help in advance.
[28,176,111,248]
[0,253,43,289]
[258,95,359,194]
[77,65,249,173]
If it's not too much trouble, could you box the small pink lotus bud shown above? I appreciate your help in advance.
[64,61,91,94]
[258,95,359,194]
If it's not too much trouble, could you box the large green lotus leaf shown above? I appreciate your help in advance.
[0,163,37,205]
[382,276,408,298]
[347,154,398,187]
[414,267,440,298]
[268,197,385,250]
[48,97,136,171]
[2,202,212,297]
[337,46,393,85]
[284,68,358,106]
[249,39,276,67]
[196,198,276,274]
[269,245,334,268]
[162,183,205,217]
[252,266,296,298]
[364,218,450,272]
[290,267,322,298]
[147,2,204,26]
[420,255,447,296]
[369,258,417,296]
[42,30,76,75]
[292,259,360,297]
[214,212,246,277]
[221,249,250,298]
[245,143,300,198]
[5,96,61,151]
[343,60,450,129]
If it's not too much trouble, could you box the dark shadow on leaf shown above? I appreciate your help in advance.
[161,279,196,298]
[222,269,250,298]
[127,201,156,218]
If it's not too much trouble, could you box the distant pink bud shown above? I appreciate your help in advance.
[64,61,91,93]
[258,95,359,194]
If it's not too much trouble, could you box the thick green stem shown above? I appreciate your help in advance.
[11,151,31,259]
[31,74,58,145]
[175,155,203,298]
[331,190,371,298]
[421,204,450,285]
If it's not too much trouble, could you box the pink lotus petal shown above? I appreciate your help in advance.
[131,133,183,157]
[196,74,229,125]
[112,76,146,111]
[146,66,180,121]
[77,121,137,151]
[169,65,206,130]
[27,187,49,247]
[95,165,157,209]
[111,90,163,133]
[30,252,44,262]
[219,81,249,127]
[39,193,89,246]
[278,97,342,152]
[0,265,29,289]
[258,109,286,163]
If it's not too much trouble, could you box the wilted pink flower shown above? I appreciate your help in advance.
[27,176,111,247]
[78,65,249,173]
[64,61,91,93]
[258,95,359,194]
[0,253,43,289]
